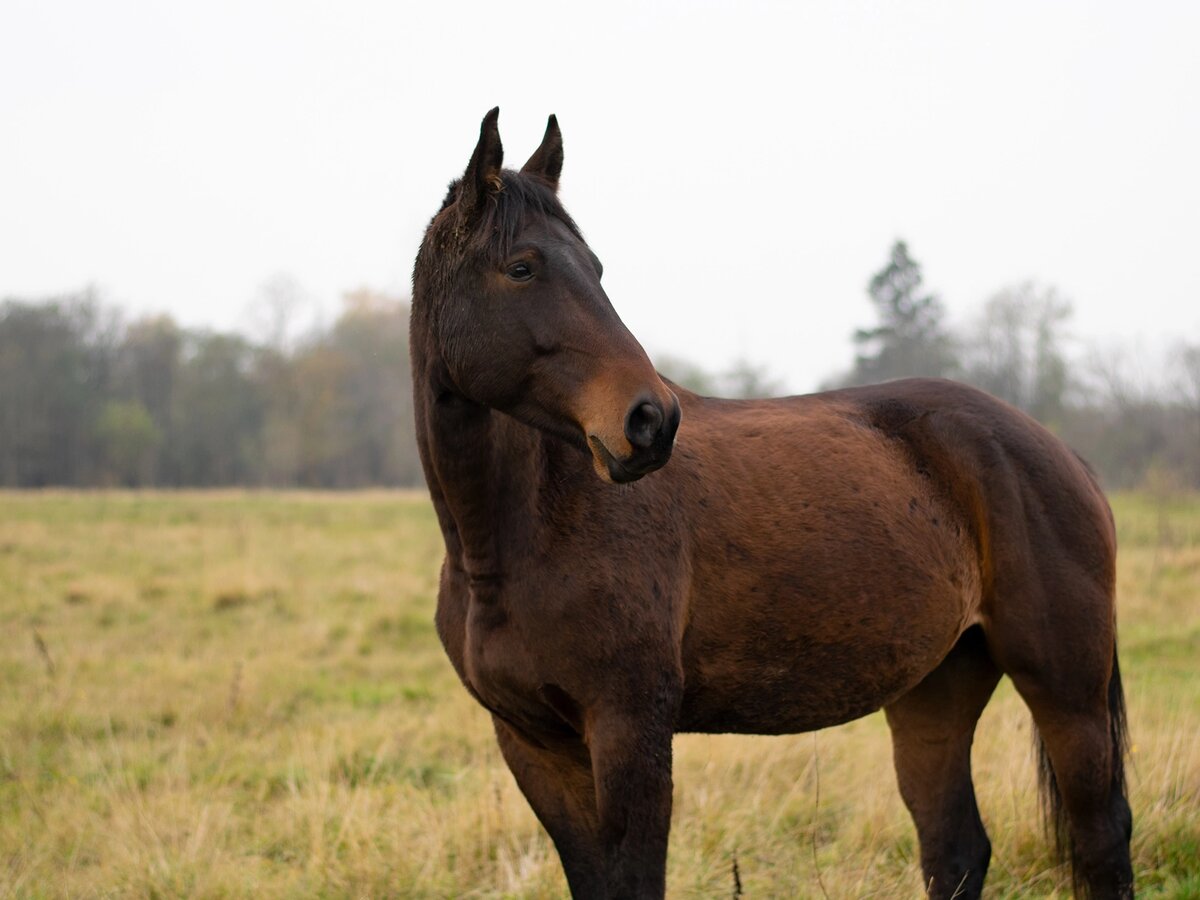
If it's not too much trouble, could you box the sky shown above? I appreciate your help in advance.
[2,0,1198,392]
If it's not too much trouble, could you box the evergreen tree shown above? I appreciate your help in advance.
[847,241,957,385]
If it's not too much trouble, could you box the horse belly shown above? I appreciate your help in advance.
[677,617,958,733]
[676,501,979,734]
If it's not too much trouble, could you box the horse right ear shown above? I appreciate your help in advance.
[457,107,504,218]
[520,114,563,189]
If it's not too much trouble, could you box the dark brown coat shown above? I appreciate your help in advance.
[410,109,1133,900]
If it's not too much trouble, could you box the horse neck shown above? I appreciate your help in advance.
[411,328,544,583]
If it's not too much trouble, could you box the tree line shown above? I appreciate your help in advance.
[2,245,1197,490]
[816,241,1200,491]
[0,288,419,488]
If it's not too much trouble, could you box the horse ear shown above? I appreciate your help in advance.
[459,107,504,215]
[520,114,563,189]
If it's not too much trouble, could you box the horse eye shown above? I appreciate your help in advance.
[506,261,534,282]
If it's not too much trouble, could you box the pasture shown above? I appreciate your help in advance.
[1,491,1197,897]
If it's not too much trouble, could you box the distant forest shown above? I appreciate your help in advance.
[0,286,419,489]
[2,242,1197,491]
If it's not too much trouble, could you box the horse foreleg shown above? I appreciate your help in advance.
[494,720,607,899]
[884,626,1002,900]
[587,706,676,899]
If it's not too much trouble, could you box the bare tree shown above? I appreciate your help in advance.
[961,282,1072,424]
[1170,341,1200,486]
[245,273,311,354]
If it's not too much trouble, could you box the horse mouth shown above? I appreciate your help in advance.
[587,435,667,484]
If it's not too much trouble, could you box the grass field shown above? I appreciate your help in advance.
[1,491,1197,898]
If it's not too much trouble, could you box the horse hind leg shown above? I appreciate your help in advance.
[884,626,1002,899]
[884,625,1002,900]
[1006,645,1133,899]
[982,522,1132,899]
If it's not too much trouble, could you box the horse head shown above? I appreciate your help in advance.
[414,108,680,483]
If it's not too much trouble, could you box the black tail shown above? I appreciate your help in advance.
[1034,644,1130,893]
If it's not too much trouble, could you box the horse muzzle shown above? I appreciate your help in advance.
[587,392,681,484]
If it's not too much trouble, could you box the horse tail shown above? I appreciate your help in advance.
[1034,643,1130,885]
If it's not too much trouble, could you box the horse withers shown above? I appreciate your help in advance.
[410,108,1133,899]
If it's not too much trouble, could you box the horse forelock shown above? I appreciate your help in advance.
[416,170,583,297]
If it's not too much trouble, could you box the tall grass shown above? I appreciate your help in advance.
[1,491,1196,897]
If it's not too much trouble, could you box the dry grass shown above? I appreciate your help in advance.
[0,490,1197,898]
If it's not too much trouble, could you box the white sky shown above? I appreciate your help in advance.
[2,0,1198,392]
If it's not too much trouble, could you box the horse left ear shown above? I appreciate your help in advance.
[520,114,563,190]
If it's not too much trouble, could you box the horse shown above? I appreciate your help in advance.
[409,108,1133,899]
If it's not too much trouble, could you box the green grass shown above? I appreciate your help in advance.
[0,491,1197,897]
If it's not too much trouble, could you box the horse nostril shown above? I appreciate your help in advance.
[625,401,663,450]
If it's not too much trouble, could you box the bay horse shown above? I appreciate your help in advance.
[410,108,1133,899]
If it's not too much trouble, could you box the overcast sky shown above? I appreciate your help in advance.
[2,0,1197,392]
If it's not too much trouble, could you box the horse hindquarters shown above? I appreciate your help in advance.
[860,380,1133,897]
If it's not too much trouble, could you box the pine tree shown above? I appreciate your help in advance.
[847,241,957,386]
